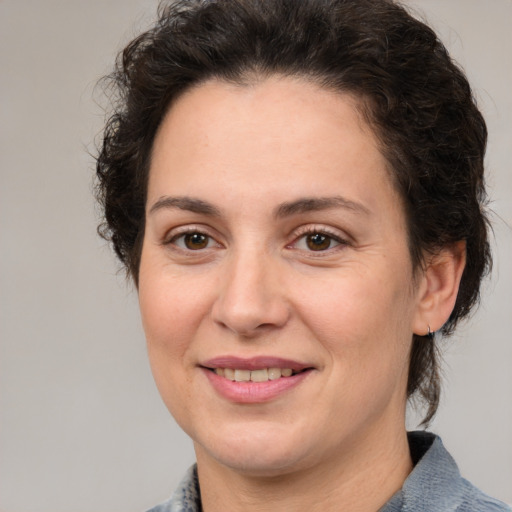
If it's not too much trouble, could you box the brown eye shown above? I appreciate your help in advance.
[183,232,209,250]
[306,233,332,251]
[291,230,344,253]
[167,229,220,252]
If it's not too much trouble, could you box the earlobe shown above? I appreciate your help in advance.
[412,241,466,335]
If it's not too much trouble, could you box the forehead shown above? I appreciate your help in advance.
[148,76,400,218]
[153,76,375,155]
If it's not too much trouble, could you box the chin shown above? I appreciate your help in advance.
[211,448,307,477]
[194,423,315,477]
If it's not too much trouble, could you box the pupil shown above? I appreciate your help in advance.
[185,233,207,249]
[307,233,330,251]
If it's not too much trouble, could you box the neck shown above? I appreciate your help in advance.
[195,423,412,512]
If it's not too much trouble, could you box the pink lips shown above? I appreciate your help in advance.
[200,356,314,403]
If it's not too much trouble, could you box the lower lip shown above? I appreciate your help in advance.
[202,368,312,403]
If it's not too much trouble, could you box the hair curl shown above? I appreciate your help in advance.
[95,0,491,424]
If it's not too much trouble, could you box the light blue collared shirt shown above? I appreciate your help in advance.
[147,431,511,512]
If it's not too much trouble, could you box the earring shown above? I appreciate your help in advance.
[427,325,434,338]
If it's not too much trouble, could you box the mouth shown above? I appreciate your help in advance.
[207,367,305,382]
[200,356,314,402]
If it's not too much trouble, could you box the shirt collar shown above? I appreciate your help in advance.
[379,431,464,511]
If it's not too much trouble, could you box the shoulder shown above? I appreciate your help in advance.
[456,478,511,512]
[403,431,511,512]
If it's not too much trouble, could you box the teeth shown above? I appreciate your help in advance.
[234,369,251,382]
[213,367,296,381]
[250,369,268,382]
[268,368,282,380]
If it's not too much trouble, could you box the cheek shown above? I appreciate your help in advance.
[139,263,208,345]
[299,274,414,428]
[138,268,201,388]
[295,266,414,370]
[138,274,195,417]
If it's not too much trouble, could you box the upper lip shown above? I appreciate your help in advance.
[200,356,313,372]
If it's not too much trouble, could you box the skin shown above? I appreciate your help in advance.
[138,76,465,511]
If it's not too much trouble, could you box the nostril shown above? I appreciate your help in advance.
[212,303,290,338]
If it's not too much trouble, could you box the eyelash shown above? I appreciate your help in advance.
[288,225,350,254]
[163,226,220,251]
[163,225,350,255]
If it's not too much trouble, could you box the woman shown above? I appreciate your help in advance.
[95,0,510,510]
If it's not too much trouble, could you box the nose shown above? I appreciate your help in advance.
[211,249,291,338]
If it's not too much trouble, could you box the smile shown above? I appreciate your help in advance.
[212,367,296,381]
[201,356,314,403]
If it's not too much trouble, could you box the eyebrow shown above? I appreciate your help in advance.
[149,196,222,216]
[274,196,371,218]
[148,195,370,218]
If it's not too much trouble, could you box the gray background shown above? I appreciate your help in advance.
[1,1,510,511]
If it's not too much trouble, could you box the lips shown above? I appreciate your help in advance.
[200,356,314,403]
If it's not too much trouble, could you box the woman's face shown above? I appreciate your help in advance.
[139,77,426,476]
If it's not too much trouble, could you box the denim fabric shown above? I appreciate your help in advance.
[147,431,511,512]
[378,432,511,512]
[147,465,201,512]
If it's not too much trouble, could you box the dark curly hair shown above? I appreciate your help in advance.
[95,0,491,424]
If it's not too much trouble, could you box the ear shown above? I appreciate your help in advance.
[412,241,466,335]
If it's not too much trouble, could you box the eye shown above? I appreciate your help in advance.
[293,231,343,252]
[170,231,217,250]
[304,232,337,251]
[299,232,340,251]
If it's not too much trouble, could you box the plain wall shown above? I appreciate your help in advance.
[1,1,511,511]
